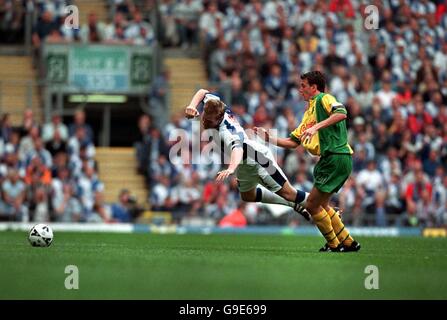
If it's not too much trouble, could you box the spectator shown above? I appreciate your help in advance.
[32,10,58,58]
[407,95,433,135]
[125,10,154,45]
[135,113,152,174]
[0,169,28,222]
[68,109,94,144]
[199,1,224,46]
[329,0,355,21]
[263,63,288,101]
[433,174,447,226]
[29,186,50,222]
[151,175,175,212]
[171,173,201,223]
[1,113,13,142]
[159,0,180,46]
[68,126,95,160]
[52,183,83,222]
[19,109,38,138]
[218,202,247,227]
[148,69,170,129]
[80,12,106,43]
[385,171,405,225]
[104,11,128,43]
[45,130,67,157]
[144,127,169,185]
[353,132,375,162]
[376,74,397,112]
[18,125,39,163]
[88,192,111,223]
[26,138,52,168]
[174,0,202,49]
[76,163,103,214]
[24,155,52,187]
[405,168,434,226]
[423,149,441,178]
[324,43,346,74]
[338,176,361,226]
[356,160,385,224]
[112,0,134,15]
[0,0,25,44]
[110,189,133,222]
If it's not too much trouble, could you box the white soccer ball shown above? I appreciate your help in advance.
[28,224,54,247]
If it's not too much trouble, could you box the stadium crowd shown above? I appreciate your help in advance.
[0,109,139,223]
[1,0,447,227]
[0,0,157,46]
[135,0,447,228]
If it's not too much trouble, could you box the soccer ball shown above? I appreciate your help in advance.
[28,224,54,247]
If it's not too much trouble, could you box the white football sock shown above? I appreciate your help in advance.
[256,187,295,208]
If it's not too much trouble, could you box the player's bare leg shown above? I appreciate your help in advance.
[276,181,310,220]
[240,189,257,202]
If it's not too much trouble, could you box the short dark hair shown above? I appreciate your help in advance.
[300,71,326,92]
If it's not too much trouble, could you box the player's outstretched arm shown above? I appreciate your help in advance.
[253,127,300,149]
[216,147,243,181]
[185,88,209,119]
[300,113,347,141]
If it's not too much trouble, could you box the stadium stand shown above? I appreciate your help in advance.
[0,0,446,229]
[0,56,41,125]
[151,0,447,228]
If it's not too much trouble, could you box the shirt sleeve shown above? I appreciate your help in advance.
[289,127,302,145]
[220,125,243,150]
[321,94,347,115]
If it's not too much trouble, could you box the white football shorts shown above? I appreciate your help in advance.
[235,157,288,193]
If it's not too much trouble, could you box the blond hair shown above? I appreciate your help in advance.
[202,99,226,129]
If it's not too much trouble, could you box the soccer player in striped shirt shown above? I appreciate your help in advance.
[185,89,311,222]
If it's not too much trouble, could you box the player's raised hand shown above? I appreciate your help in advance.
[301,126,318,143]
[253,127,270,142]
[185,105,199,119]
[216,169,234,182]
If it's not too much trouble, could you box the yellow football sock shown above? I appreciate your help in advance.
[313,208,340,248]
[327,207,353,246]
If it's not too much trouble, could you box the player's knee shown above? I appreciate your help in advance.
[240,193,249,201]
[306,197,320,213]
[277,187,295,202]
[241,192,256,202]
[289,192,297,202]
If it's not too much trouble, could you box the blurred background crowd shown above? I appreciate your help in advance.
[1,0,446,227]
[0,109,143,223]
[138,0,447,228]
[0,0,156,45]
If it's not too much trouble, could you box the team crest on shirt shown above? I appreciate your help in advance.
[298,120,317,138]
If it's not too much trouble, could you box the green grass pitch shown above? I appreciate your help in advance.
[1,231,447,299]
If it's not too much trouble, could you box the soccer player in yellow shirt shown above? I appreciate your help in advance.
[255,71,360,252]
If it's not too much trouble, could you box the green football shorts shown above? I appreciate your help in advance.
[313,153,352,194]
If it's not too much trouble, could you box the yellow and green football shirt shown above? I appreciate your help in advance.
[290,93,353,157]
